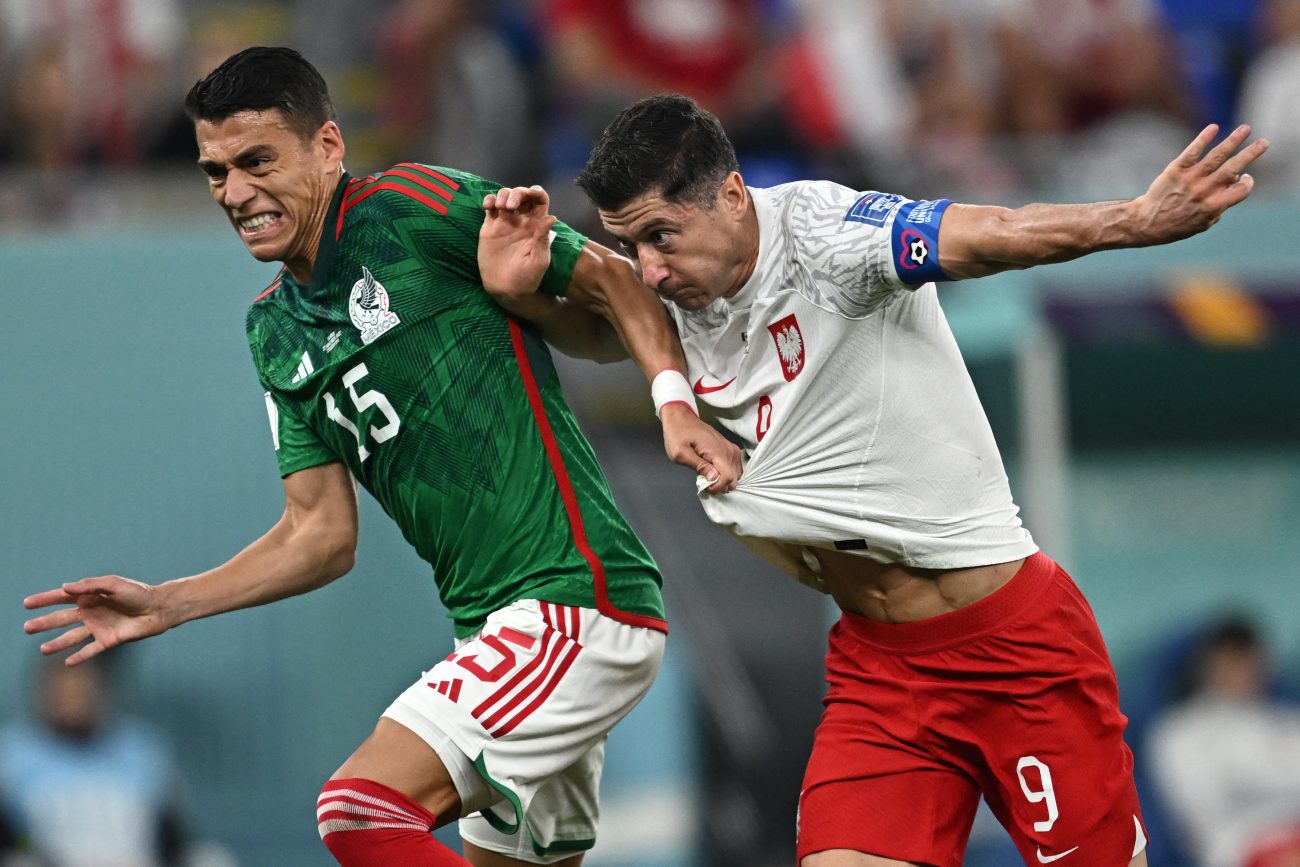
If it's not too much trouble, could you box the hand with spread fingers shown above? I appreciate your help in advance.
[480,185,558,305]
[24,576,169,666]
[1133,123,1270,243]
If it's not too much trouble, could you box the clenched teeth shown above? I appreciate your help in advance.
[240,214,277,230]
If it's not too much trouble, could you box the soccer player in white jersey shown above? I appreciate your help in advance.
[477,95,1267,867]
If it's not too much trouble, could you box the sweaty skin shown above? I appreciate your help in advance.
[812,550,1025,624]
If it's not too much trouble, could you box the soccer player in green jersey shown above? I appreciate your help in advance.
[22,47,741,867]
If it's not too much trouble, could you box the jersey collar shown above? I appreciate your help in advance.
[283,172,350,301]
[722,186,771,311]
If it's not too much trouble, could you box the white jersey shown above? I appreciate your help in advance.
[671,180,1037,584]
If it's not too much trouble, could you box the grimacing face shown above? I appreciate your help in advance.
[195,109,344,280]
[598,172,757,311]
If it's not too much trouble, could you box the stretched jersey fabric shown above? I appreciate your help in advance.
[247,166,665,637]
[671,181,1038,581]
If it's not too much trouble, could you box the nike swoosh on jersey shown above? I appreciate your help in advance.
[693,375,736,394]
[1036,845,1080,864]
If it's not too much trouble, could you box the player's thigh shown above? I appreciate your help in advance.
[384,600,663,857]
[799,618,983,866]
[459,735,609,861]
[463,840,583,867]
[977,568,1147,864]
[802,851,924,867]
[330,716,462,825]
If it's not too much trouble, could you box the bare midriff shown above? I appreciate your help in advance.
[811,549,1027,624]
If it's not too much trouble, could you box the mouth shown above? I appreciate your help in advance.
[235,212,283,239]
[659,284,704,309]
[657,282,687,302]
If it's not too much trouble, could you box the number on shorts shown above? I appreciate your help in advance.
[455,627,536,682]
[1016,755,1060,832]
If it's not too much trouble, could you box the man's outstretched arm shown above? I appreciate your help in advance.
[479,185,741,493]
[23,462,359,665]
[938,124,1269,280]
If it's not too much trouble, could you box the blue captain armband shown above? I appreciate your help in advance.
[890,198,952,284]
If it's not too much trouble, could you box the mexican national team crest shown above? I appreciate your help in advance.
[349,267,401,345]
[767,314,805,382]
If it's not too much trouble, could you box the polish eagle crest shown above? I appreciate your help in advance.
[767,314,806,382]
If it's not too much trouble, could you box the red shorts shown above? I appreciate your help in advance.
[797,552,1146,867]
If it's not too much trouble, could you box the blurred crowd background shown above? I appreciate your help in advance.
[1,0,1300,224]
[2,1,1299,866]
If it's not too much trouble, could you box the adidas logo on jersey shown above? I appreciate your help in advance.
[291,350,315,383]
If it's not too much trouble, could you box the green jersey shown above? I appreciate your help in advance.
[246,165,665,637]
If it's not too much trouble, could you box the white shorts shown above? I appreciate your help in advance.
[382,599,666,864]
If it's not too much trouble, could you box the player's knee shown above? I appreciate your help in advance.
[317,777,440,862]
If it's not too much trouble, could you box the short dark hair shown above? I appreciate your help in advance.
[1202,616,1261,655]
[184,46,336,141]
[576,94,739,212]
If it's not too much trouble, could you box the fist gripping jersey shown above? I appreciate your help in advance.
[669,181,1038,581]
[247,166,665,637]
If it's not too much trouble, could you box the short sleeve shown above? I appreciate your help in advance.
[785,181,952,317]
[263,390,337,478]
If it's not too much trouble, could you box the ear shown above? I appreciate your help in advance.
[318,120,346,172]
[718,171,748,222]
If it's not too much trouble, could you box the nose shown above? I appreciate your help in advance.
[220,169,256,210]
[638,246,670,290]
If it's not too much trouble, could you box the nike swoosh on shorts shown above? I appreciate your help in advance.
[1036,845,1080,863]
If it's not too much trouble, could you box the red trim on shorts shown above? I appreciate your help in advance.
[507,318,669,634]
[478,633,570,733]
[491,641,582,738]
[542,602,582,642]
[472,630,561,719]
[838,551,1055,654]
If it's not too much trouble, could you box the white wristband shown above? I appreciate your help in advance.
[651,369,698,418]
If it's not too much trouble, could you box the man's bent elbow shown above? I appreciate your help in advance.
[304,524,358,587]
[321,543,356,583]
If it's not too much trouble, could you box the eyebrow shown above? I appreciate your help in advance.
[608,217,676,246]
[197,144,276,174]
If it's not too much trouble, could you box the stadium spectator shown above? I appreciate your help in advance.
[991,0,1197,198]
[1148,617,1300,867]
[536,0,799,225]
[23,46,739,867]
[0,653,190,867]
[0,0,185,167]
[370,0,537,181]
[538,0,773,134]
[1153,0,1263,131]
[480,94,1267,866]
[994,0,1187,137]
[1237,0,1300,195]
[778,0,1024,199]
